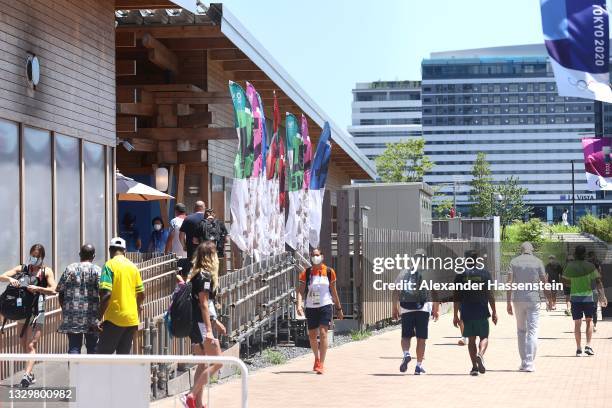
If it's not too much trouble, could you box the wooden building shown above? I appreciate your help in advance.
[0,1,375,273]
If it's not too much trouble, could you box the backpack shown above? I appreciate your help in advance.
[197,218,220,242]
[398,269,428,310]
[166,282,193,338]
[0,266,46,336]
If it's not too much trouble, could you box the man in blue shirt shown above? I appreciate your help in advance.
[453,249,498,376]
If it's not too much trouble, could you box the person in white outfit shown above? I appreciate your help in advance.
[506,242,549,372]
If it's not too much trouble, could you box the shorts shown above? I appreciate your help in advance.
[462,318,489,338]
[571,301,596,320]
[17,312,45,327]
[189,301,218,345]
[305,305,333,330]
[401,311,429,339]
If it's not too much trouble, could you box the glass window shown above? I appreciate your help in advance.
[55,135,81,273]
[24,127,53,265]
[0,120,20,271]
[84,142,106,265]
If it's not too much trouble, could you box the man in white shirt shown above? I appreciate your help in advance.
[392,249,439,375]
[506,242,549,372]
[165,203,187,258]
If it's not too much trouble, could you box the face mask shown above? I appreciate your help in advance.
[154,224,162,231]
[311,255,323,265]
[28,256,42,267]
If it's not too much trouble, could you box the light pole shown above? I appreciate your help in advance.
[570,159,576,225]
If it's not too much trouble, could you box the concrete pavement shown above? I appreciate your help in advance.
[153,303,612,408]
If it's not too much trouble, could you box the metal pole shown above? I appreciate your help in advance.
[453,181,457,212]
[571,160,576,225]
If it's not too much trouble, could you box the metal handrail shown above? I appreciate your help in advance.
[0,353,249,408]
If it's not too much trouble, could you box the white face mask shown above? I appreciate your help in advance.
[153,224,162,231]
[311,255,323,265]
[28,256,42,267]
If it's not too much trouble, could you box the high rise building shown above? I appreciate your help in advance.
[422,44,612,221]
[348,81,422,172]
[349,45,612,222]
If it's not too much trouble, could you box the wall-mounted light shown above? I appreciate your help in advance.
[26,54,40,89]
[155,167,169,192]
[188,186,199,195]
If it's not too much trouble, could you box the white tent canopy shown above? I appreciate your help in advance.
[116,172,174,201]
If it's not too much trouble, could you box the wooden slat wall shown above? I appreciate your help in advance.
[0,0,116,146]
[207,55,237,179]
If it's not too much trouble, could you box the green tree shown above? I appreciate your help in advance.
[469,152,494,217]
[433,198,454,218]
[497,176,531,239]
[375,138,434,182]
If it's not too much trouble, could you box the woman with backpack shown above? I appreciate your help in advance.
[181,241,225,408]
[296,248,344,374]
[0,244,56,387]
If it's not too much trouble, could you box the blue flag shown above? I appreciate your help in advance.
[308,122,332,247]
[540,0,612,101]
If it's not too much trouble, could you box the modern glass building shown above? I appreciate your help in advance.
[421,44,612,222]
[348,81,422,169]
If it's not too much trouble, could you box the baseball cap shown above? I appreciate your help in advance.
[109,237,127,250]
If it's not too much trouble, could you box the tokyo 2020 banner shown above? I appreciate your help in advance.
[582,137,612,190]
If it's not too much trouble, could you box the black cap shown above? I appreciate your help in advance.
[175,203,187,213]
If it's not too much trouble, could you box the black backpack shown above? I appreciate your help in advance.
[0,266,45,336]
[168,282,193,338]
[398,270,428,310]
[197,218,221,242]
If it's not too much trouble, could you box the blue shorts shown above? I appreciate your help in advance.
[401,311,429,339]
[305,305,333,330]
[571,301,596,321]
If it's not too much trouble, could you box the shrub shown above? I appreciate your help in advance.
[515,219,545,245]
[350,329,372,342]
[578,214,612,243]
[262,349,287,365]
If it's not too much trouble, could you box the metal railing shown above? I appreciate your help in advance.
[0,253,181,381]
[0,353,249,408]
[217,252,298,344]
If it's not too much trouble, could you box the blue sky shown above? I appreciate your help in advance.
[219,0,546,129]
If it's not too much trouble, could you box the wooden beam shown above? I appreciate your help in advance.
[116,31,136,48]
[160,38,236,50]
[117,26,223,39]
[232,71,270,81]
[138,127,235,141]
[142,33,179,74]
[117,103,156,116]
[135,84,204,92]
[178,112,213,128]
[115,0,175,9]
[209,49,248,61]
[117,116,137,133]
[222,60,260,71]
[117,87,137,103]
[155,95,232,105]
[177,149,208,164]
[117,60,136,76]
[176,164,186,204]
[130,138,158,152]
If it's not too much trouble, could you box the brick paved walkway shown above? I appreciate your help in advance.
[153,304,611,408]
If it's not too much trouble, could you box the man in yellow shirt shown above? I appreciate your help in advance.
[97,237,145,354]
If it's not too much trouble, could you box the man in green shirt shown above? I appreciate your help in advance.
[562,245,607,357]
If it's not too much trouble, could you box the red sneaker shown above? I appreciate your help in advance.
[184,394,197,408]
[313,358,320,372]
[315,363,324,375]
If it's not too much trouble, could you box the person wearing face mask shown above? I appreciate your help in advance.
[0,244,57,387]
[119,212,141,253]
[147,216,169,254]
[296,248,343,374]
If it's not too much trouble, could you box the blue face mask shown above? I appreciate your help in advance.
[28,256,42,267]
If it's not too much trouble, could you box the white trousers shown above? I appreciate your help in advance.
[513,301,539,369]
